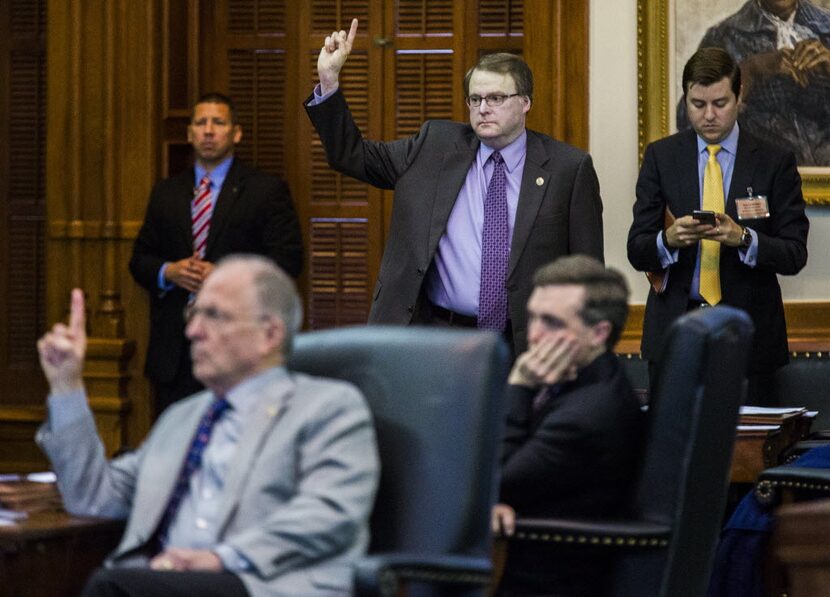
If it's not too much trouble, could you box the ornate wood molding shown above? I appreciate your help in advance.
[616,302,830,355]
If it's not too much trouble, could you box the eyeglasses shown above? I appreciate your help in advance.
[184,304,266,327]
[465,93,521,108]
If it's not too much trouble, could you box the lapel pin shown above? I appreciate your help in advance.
[536,177,544,186]
[267,406,278,417]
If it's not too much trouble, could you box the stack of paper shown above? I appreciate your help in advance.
[0,472,61,519]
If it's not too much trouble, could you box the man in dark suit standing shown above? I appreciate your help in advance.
[130,93,303,416]
[305,20,604,357]
[628,47,809,406]
[492,255,644,597]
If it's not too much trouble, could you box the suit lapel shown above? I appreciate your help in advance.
[427,133,478,253]
[214,377,293,533]
[508,132,549,277]
[675,131,701,216]
[176,168,197,248]
[727,131,759,221]
[205,158,244,259]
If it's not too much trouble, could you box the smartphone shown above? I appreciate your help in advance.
[692,210,717,227]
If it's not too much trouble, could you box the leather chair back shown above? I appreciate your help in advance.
[289,326,508,587]
[615,306,753,597]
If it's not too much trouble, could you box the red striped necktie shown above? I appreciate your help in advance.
[192,175,212,258]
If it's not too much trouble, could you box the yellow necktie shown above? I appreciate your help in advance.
[700,144,723,305]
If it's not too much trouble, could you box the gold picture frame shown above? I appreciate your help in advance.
[637,0,830,205]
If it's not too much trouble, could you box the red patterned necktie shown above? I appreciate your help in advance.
[478,151,509,330]
[192,175,212,258]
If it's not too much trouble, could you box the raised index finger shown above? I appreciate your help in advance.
[69,288,86,335]
[344,18,358,51]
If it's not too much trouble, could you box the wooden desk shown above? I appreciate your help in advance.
[0,510,123,597]
[730,413,817,484]
[731,427,788,483]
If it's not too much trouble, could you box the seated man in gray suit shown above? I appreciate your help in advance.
[36,254,380,597]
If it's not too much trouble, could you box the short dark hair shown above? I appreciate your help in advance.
[681,47,741,98]
[192,92,238,124]
[533,255,629,349]
[463,52,533,101]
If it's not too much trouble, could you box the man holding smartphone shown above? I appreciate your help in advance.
[628,47,809,405]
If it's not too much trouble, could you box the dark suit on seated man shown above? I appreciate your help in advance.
[36,255,379,597]
[492,256,645,597]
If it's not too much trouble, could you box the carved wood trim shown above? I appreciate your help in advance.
[616,302,830,355]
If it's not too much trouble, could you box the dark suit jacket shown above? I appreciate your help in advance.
[305,90,604,354]
[499,352,644,595]
[129,158,303,385]
[628,128,808,374]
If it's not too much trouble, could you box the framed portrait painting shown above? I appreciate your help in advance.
[638,0,830,204]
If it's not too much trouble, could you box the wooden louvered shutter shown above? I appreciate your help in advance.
[304,1,382,329]
[229,50,286,176]
[387,0,467,137]
[220,1,290,178]
[479,0,524,35]
[0,0,48,402]
[306,49,376,328]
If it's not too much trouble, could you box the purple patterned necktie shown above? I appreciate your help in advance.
[153,396,231,549]
[478,150,509,330]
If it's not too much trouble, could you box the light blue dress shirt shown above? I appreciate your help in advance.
[655,123,758,301]
[424,134,526,316]
[157,156,235,290]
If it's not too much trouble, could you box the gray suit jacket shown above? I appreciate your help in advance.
[305,90,604,355]
[37,371,380,597]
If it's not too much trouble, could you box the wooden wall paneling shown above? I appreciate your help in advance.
[163,0,199,176]
[616,302,830,355]
[523,0,588,150]
[40,0,166,458]
[110,1,165,447]
[95,0,124,340]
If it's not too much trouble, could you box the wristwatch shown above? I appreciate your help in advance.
[739,226,752,249]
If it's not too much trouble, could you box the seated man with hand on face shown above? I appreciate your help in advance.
[36,254,380,597]
[492,255,645,597]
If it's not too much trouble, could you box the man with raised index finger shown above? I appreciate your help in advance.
[37,255,379,597]
[305,19,604,358]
